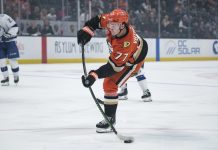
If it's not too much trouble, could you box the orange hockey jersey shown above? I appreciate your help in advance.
[100,14,144,72]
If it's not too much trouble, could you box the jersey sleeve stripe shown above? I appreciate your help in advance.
[108,57,124,72]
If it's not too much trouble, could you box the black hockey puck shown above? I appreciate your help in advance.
[124,140,133,143]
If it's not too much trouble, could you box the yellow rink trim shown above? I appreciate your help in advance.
[17,57,218,64]
[18,59,42,64]
[160,57,218,61]
[47,58,156,63]
[47,58,107,63]
[18,58,155,64]
[146,58,156,61]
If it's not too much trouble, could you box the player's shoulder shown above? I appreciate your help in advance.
[0,14,10,18]
[0,14,5,20]
[0,14,13,22]
[118,25,137,49]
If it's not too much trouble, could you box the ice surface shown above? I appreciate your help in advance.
[0,61,218,150]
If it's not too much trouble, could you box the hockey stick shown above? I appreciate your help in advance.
[81,44,134,143]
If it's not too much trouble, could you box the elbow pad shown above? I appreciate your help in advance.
[84,16,101,31]
[2,25,18,41]
[8,25,19,36]
[95,62,116,79]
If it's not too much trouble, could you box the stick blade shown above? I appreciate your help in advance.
[117,133,134,143]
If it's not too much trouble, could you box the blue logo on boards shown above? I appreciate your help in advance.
[213,41,218,54]
[166,40,200,55]
[166,40,176,55]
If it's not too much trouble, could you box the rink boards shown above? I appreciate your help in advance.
[16,37,218,64]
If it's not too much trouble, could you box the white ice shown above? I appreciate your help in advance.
[0,61,218,150]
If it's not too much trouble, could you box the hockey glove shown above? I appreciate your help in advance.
[77,26,94,45]
[2,33,17,42]
[81,71,98,88]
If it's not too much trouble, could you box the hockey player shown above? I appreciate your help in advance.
[118,65,152,102]
[78,9,149,133]
[107,37,152,102]
[0,14,19,86]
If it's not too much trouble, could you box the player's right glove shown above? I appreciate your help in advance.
[77,26,94,45]
[81,71,98,88]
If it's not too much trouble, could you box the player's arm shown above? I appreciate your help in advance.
[2,14,18,41]
[82,49,130,87]
[94,44,134,78]
[77,16,99,45]
[94,62,116,78]
[82,53,129,88]
[81,62,116,88]
[84,13,109,30]
[84,15,101,31]
[90,50,129,79]
[77,14,108,45]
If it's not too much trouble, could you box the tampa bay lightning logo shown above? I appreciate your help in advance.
[213,41,218,54]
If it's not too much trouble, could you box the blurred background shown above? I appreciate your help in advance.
[0,0,217,38]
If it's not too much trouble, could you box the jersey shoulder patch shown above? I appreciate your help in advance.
[123,41,130,48]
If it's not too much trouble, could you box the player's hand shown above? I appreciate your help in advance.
[81,74,96,88]
[81,71,98,88]
[77,26,94,45]
[2,33,16,42]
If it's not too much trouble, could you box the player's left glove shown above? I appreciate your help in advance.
[2,33,17,42]
[81,71,98,88]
